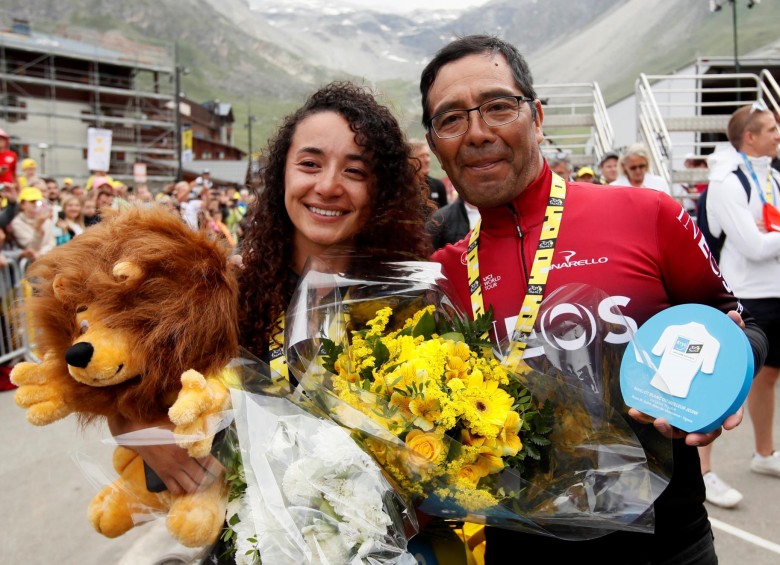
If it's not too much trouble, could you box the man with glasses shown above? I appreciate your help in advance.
[703,102,780,496]
[422,35,766,564]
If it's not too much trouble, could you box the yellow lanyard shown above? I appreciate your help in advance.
[268,313,289,382]
[467,173,567,366]
[267,300,351,383]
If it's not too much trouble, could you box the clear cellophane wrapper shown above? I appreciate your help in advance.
[223,352,418,565]
[283,255,673,541]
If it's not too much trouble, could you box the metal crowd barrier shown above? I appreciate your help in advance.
[0,256,38,365]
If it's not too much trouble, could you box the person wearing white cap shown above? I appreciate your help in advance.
[195,168,213,190]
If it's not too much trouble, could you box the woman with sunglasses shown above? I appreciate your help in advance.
[611,142,671,195]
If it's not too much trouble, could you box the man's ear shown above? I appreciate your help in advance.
[426,132,441,163]
[533,99,544,145]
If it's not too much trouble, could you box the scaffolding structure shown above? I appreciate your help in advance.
[0,19,177,184]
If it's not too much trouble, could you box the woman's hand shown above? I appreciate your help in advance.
[107,414,223,496]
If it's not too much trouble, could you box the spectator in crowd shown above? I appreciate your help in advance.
[92,187,115,224]
[598,151,619,184]
[18,158,40,190]
[0,128,17,190]
[10,186,55,261]
[82,197,99,227]
[410,138,448,207]
[427,194,480,250]
[71,185,86,200]
[681,152,709,216]
[156,194,179,215]
[61,177,74,191]
[136,184,154,204]
[174,180,202,230]
[420,34,763,564]
[704,102,780,502]
[548,151,572,180]
[59,195,86,238]
[86,170,114,192]
[0,129,20,228]
[225,191,245,242]
[611,143,671,195]
[575,166,597,183]
[43,177,62,217]
[195,168,213,190]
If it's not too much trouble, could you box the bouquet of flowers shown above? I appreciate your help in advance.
[283,256,672,540]
[218,358,417,565]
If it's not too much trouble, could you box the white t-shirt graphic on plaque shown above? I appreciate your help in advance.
[649,322,720,398]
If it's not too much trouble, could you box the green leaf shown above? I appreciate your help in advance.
[412,310,436,339]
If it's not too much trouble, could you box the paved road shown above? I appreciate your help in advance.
[1,384,779,564]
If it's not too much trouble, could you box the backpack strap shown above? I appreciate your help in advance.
[733,167,752,201]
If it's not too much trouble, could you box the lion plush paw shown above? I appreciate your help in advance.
[169,370,230,458]
[11,361,72,425]
[88,447,169,538]
[167,479,228,548]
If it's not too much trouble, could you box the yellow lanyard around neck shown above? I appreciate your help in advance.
[467,173,567,366]
[268,313,289,382]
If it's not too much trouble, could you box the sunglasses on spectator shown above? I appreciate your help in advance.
[751,100,768,113]
[627,163,648,172]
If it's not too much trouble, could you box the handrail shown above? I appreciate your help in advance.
[636,73,673,188]
[536,81,615,166]
[759,70,780,121]
[591,81,614,160]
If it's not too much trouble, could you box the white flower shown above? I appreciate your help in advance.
[226,485,261,565]
[283,458,322,507]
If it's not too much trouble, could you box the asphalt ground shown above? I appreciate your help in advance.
[1,384,779,565]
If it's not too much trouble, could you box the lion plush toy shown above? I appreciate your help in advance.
[11,205,239,548]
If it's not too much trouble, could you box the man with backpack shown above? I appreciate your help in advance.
[702,102,780,506]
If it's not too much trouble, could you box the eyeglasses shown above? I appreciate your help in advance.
[627,163,648,172]
[428,95,534,139]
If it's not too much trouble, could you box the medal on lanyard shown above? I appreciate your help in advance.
[467,173,567,367]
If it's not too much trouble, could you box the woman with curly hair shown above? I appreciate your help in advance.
[238,81,432,358]
[109,83,435,558]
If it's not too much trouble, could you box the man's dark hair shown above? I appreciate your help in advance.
[420,35,537,127]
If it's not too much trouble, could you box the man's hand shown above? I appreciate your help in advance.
[107,414,223,496]
[628,309,747,445]
[628,406,744,446]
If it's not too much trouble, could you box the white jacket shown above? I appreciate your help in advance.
[706,143,780,298]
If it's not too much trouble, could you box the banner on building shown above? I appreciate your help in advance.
[182,127,193,163]
[87,128,112,171]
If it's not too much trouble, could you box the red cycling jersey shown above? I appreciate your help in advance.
[433,162,757,561]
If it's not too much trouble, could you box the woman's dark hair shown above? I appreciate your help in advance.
[420,35,537,127]
[238,81,432,357]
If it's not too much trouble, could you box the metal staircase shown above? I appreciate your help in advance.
[635,70,780,192]
[536,82,614,169]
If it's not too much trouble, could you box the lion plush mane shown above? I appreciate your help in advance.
[22,205,239,424]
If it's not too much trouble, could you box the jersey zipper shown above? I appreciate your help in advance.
[508,204,528,287]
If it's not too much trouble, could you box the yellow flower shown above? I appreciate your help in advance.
[444,355,469,383]
[475,452,504,474]
[366,307,392,336]
[409,396,441,431]
[461,378,514,438]
[405,429,447,466]
[389,391,413,419]
[494,410,523,457]
[456,463,489,486]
